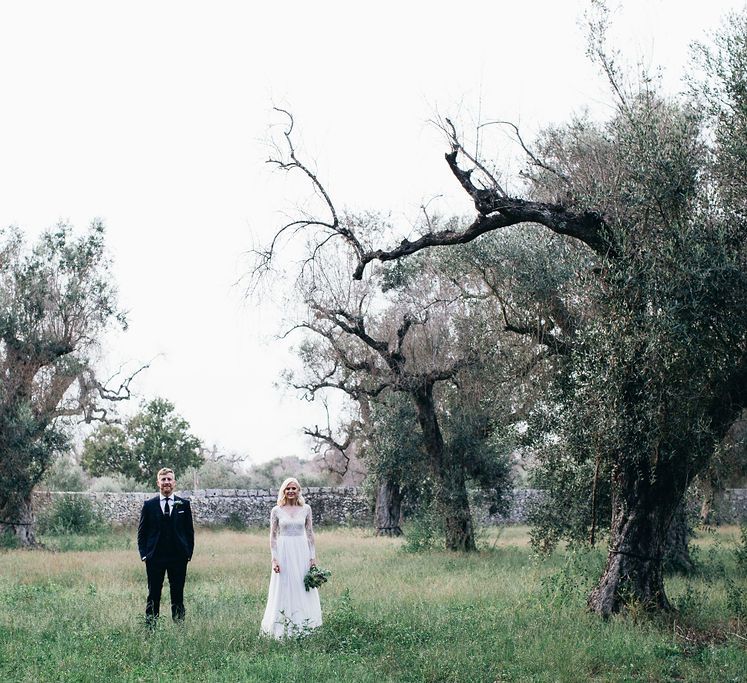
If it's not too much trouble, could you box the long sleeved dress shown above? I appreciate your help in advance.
[260,503,322,638]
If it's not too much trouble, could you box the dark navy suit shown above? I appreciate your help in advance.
[137,495,194,621]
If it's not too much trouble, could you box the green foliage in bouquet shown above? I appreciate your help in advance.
[303,564,331,591]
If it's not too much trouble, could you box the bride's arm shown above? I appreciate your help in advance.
[270,506,280,572]
[305,504,317,566]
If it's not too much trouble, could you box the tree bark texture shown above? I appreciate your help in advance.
[663,501,695,575]
[588,462,682,616]
[374,479,403,536]
[411,383,476,552]
[0,494,37,547]
[435,459,476,552]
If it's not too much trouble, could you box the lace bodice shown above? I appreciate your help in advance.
[270,504,316,560]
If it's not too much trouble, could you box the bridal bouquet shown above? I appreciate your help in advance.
[303,564,331,591]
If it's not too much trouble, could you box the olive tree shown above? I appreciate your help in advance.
[268,203,513,551]
[0,222,130,546]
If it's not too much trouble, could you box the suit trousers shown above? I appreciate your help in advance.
[145,558,188,621]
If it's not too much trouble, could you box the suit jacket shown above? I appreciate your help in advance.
[137,495,194,562]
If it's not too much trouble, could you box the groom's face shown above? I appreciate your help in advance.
[158,472,175,496]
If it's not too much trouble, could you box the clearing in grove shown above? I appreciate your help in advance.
[0,526,745,682]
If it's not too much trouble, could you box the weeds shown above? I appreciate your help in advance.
[223,511,246,531]
[735,524,747,573]
[0,526,744,682]
[401,503,444,553]
[539,543,605,609]
[0,529,20,550]
[37,495,104,535]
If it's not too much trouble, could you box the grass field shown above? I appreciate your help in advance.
[0,525,745,682]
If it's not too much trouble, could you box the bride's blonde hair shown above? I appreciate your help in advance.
[277,477,305,506]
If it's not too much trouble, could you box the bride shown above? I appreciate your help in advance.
[260,477,322,638]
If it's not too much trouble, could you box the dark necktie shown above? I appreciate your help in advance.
[164,498,170,516]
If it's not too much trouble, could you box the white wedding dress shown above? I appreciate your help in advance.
[260,503,322,638]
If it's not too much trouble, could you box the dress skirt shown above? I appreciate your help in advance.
[261,532,322,638]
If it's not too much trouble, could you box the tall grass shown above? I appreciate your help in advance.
[0,526,744,682]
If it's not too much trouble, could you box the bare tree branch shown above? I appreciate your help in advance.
[351,125,616,279]
[439,116,507,196]
[253,108,366,282]
[479,119,569,184]
[354,156,614,279]
[91,361,150,404]
[257,108,615,287]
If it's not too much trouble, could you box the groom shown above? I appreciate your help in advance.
[137,467,194,622]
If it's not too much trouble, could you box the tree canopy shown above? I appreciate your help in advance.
[0,221,129,546]
[82,397,203,485]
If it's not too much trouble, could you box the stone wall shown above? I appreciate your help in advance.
[31,487,747,527]
[32,487,370,527]
[720,488,747,523]
[473,488,545,525]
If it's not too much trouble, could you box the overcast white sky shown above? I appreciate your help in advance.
[0,0,743,463]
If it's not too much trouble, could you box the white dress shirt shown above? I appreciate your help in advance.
[159,494,174,515]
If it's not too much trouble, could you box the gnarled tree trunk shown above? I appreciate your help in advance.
[435,458,476,552]
[0,493,38,547]
[663,501,695,575]
[588,463,681,616]
[375,479,403,536]
[412,383,476,552]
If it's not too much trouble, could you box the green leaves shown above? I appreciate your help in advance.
[303,564,331,591]
[81,398,203,485]
[526,11,747,558]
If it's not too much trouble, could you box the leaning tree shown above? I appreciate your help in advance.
[354,95,743,614]
[0,222,136,546]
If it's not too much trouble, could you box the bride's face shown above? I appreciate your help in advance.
[284,483,299,503]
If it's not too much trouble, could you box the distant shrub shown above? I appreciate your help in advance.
[87,476,126,493]
[224,511,247,531]
[41,456,88,492]
[0,529,20,550]
[87,474,147,492]
[183,460,253,489]
[401,502,444,553]
[38,495,105,535]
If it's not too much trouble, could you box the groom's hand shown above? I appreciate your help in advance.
[272,560,280,573]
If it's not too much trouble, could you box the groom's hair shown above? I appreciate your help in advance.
[157,467,174,479]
